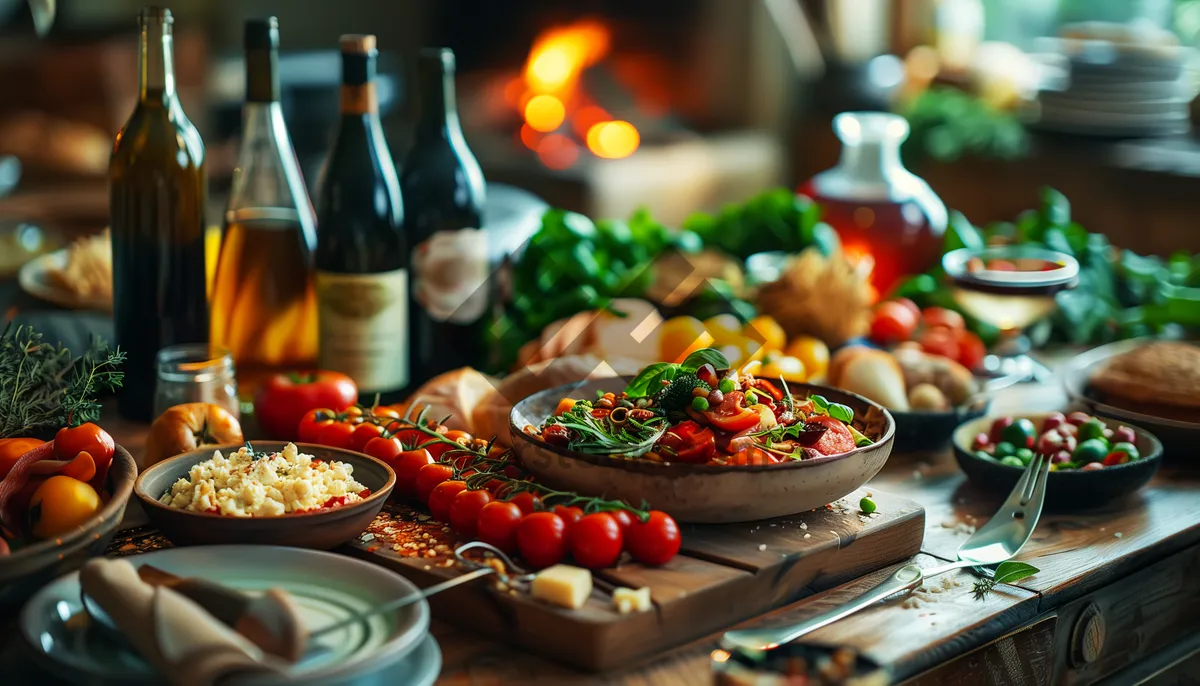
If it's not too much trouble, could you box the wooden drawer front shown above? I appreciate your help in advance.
[1054,545,1200,685]
[900,617,1057,686]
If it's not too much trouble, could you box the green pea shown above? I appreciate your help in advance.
[691,396,710,412]
[994,441,1016,458]
[745,390,758,405]
[1000,456,1025,468]
[1111,442,1140,461]
[1015,448,1034,465]
[719,378,735,394]
[859,497,877,514]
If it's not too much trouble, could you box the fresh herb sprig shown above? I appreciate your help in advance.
[972,561,1039,600]
[550,401,667,456]
[624,348,728,398]
[0,324,124,438]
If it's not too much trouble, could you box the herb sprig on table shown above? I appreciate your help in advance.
[972,561,1039,600]
[0,324,125,438]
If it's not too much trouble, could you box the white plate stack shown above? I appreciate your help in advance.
[1028,22,1196,138]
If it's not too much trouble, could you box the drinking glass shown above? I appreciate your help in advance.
[153,344,239,420]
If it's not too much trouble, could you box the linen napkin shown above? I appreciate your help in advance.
[79,558,289,686]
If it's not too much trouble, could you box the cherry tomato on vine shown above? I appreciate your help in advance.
[626,511,681,566]
[394,449,434,496]
[918,327,960,361]
[955,329,986,371]
[363,436,403,464]
[892,298,921,321]
[415,463,454,504]
[392,428,428,449]
[517,512,568,568]
[426,429,474,461]
[476,501,523,552]
[348,422,384,453]
[253,371,357,440]
[608,509,634,536]
[316,421,356,450]
[428,480,467,522]
[569,513,623,569]
[449,489,493,536]
[508,491,541,515]
[553,505,584,535]
[370,406,401,420]
[297,409,336,444]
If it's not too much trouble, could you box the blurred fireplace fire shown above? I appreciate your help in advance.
[457,2,819,223]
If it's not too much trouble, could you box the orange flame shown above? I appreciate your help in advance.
[516,19,640,166]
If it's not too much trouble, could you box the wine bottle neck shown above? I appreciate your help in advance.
[340,50,379,116]
[415,62,462,140]
[246,46,280,103]
[138,16,176,102]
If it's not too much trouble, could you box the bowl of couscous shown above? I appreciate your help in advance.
[134,442,395,549]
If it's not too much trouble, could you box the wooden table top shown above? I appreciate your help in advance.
[5,349,1199,685]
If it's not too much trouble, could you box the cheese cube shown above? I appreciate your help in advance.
[612,586,652,614]
[531,565,592,609]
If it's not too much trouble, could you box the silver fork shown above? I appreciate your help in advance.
[722,453,1052,652]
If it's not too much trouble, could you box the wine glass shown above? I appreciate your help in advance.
[942,246,1080,382]
[153,344,240,420]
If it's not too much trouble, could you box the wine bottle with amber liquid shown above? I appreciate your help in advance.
[209,17,319,390]
[401,48,488,388]
[315,35,408,402]
[109,6,208,421]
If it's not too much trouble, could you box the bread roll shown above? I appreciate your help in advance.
[473,354,642,445]
[892,347,977,405]
[405,367,499,433]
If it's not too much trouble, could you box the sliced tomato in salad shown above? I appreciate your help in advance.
[657,420,716,464]
[703,391,761,433]
[806,415,856,456]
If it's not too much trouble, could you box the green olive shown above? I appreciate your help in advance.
[1000,456,1025,468]
[1015,448,1034,466]
[994,441,1017,458]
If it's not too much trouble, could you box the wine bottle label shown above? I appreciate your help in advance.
[413,228,489,324]
[316,268,408,392]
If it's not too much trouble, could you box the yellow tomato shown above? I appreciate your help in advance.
[761,355,808,383]
[743,315,788,352]
[785,336,831,380]
[703,314,744,346]
[658,316,715,363]
[30,475,101,540]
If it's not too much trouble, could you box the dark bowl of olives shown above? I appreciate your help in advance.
[952,411,1163,509]
[712,643,889,686]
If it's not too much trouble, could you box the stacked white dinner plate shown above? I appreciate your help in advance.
[18,546,441,686]
[1028,22,1197,137]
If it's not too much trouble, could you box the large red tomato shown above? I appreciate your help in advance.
[253,372,358,440]
[807,415,856,455]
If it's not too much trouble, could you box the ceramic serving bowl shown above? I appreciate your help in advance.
[510,379,895,524]
[134,442,394,549]
[952,412,1163,509]
[0,445,137,611]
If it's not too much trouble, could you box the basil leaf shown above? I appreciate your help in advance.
[992,561,1039,585]
[827,403,855,424]
[810,395,829,412]
[680,347,729,372]
[624,362,672,398]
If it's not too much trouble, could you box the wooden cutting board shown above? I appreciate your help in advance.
[342,487,924,671]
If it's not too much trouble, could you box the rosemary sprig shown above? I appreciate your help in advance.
[0,324,124,438]
[549,401,667,456]
[971,561,1039,600]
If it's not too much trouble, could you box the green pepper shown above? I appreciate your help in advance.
[1015,448,1034,466]
[1110,442,1140,461]
[994,441,1016,459]
[1073,438,1110,464]
[1078,418,1107,443]
[1000,456,1025,468]
[1002,419,1036,450]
